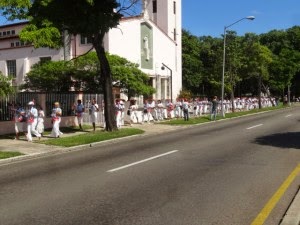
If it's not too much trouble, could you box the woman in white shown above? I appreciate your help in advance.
[115,99,122,128]
[130,99,140,124]
[26,101,41,142]
[142,100,152,124]
[89,98,99,131]
[50,102,63,138]
[156,100,164,121]
[36,106,45,136]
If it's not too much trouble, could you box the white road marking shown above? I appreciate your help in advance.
[246,124,263,130]
[107,150,179,173]
[285,114,292,117]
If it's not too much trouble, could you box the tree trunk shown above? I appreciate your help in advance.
[230,86,235,113]
[93,35,117,131]
[262,82,275,107]
[258,75,262,109]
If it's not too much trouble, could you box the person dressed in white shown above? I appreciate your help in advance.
[156,100,164,121]
[166,100,174,119]
[174,99,182,118]
[142,100,152,124]
[50,102,63,138]
[36,106,45,136]
[129,99,140,124]
[115,99,122,128]
[120,100,125,126]
[89,98,99,131]
[26,101,41,142]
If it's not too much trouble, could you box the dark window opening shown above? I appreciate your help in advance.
[153,0,157,13]
[173,1,176,14]
[174,28,177,41]
[7,60,17,77]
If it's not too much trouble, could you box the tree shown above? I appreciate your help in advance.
[22,52,156,96]
[242,38,273,108]
[0,73,15,97]
[21,60,75,92]
[224,31,243,111]
[269,49,300,97]
[0,0,140,131]
[198,35,223,97]
[182,30,203,95]
[106,53,156,98]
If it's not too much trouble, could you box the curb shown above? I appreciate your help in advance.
[280,186,300,225]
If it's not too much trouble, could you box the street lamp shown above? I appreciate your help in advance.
[221,16,255,117]
[161,63,173,102]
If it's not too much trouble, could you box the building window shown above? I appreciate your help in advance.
[40,57,51,64]
[15,41,20,47]
[10,42,14,47]
[7,30,10,35]
[11,30,15,35]
[0,32,2,36]
[3,31,6,36]
[173,1,176,14]
[7,60,17,78]
[80,35,92,45]
[153,0,157,13]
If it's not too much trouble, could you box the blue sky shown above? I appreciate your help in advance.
[182,0,300,37]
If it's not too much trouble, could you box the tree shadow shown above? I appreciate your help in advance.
[254,132,300,149]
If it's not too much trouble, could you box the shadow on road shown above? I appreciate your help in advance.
[255,132,300,149]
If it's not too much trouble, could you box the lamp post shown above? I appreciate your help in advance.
[161,63,173,102]
[221,16,255,117]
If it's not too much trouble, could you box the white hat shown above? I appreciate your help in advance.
[28,101,34,105]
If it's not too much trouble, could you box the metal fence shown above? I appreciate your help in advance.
[0,92,104,122]
[0,92,39,121]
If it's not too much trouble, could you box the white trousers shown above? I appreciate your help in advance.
[51,118,63,138]
[27,118,41,141]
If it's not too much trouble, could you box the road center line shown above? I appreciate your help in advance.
[246,124,263,130]
[107,150,179,173]
[251,163,300,225]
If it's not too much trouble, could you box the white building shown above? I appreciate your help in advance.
[0,0,182,102]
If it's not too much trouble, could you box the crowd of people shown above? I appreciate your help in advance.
[12,96,277,140]
[14,101,44,141]
[124,96,277,125]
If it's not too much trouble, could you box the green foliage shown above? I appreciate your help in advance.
[19,23,62,48]
[0,73,15,97]
[182,30,203,93]
[22,52,155,95]
[269,48,300,92]
[107,53,155,97]
[183,25,300,98]
[0,0,31,20]
[21,60,74,92]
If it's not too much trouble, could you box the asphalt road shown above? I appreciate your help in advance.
[1,107,300,225]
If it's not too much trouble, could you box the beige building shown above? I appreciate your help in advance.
[0,0,182,102]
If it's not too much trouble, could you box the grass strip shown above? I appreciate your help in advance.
[0,151,24,159]
[40,128,145,147]
[162,104,287,125]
